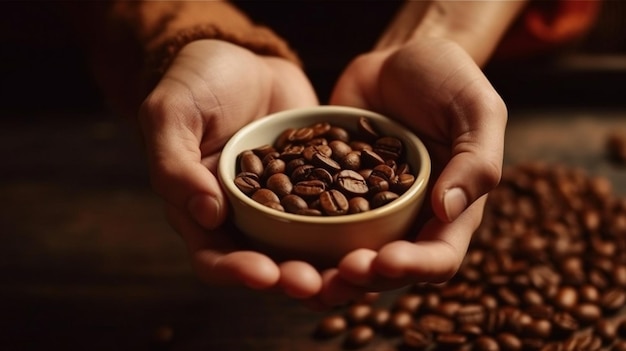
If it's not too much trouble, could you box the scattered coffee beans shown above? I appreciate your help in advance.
[234,117,417,216]
[314,162,626,349]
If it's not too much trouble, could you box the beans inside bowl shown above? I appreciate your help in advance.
[234,116,418,217]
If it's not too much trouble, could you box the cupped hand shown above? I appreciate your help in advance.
[321,37,506,302]
[138,39,323,299]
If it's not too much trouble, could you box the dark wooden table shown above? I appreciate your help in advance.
[1,107,625,351]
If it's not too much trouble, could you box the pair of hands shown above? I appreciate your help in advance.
[138,37,506,309]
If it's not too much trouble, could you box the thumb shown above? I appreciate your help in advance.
[431,90,507,223]
[139,91,227,230]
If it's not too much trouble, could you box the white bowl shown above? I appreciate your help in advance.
[217,106,431,266]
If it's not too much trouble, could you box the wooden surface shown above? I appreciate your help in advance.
[1,108,625,351]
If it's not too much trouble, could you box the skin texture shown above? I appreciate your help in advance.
[138,1,520,309]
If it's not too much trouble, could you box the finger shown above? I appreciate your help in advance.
[339,196,486,290]
[277,261,323,299]
[165,203,280,290]
[431,86,507,222]
[313,269,367,308]
[373,195,486,283]
[140,88,227,230]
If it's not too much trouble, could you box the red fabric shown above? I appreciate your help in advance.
[495,0,602,60]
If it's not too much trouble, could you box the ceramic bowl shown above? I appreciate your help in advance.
[217,106,431,266]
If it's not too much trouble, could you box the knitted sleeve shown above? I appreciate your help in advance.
[66,1,299,118]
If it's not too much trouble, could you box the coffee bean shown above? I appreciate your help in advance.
[345,303,372,325]
[387,310,413,334]
[239,150,264,177]
[370,191,400,209]
[292,180,326,198]
[415,314,455,334]
[265,173,292,198]
[554,286,578,311]
[325,126,350,143]
[234,172,261,195]
[367,308,391,329]
[361,149,385,168]
[357,116,380,141]
[474,335,500,351]
[316,314,347,338]
[281,194,308,214]
[329,140,352,161]
[334,170,369,198]
[403,326,433,350]
[344,325,374,348]
[250,188,279,205]
[348,197,370,214]
[310,152,341,174]
[496,332,522,351]
[319,190,349,216]
[600,287,626,313]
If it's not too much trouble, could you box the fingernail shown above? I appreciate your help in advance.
[188,194,223,230]
[443,187,468,222]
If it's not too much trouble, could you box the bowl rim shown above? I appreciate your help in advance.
[217,105,431,225]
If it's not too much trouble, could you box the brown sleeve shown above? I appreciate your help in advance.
[65,1,299,118]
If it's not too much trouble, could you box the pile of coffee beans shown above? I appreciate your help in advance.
[314,162,626,350]
[234,117,417,216]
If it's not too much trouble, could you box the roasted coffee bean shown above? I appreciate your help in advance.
[350,141,373,152]
[292,180,326,198]
[572,303,602,325]
[474,336,500,351]
[496,332,522,351]
[329,140,352,161]
[262,158,286,178]
[291,164,315,183]
[265,173,292,198]
[371,191,400,209]
[436,332,468,347]
[344,325,374,348]
[325,126,350,142]
[392,173,416,193]
[311,153,341,173]
[316,314,347,338]
[600,287,626,312]
[335,170,369,196]
[239,150,264,177]
[551,312,579,338]
[415,314,455,334]
[374,136,403,161]
[309,168,333,186]
[554,286,578,311]
[319,190,349,216]
[262,201,284,211]
[281,194,308,214]
[345,303,372,325]
[310,121,331,137]
[367,308,391,329]
[348,197,370,214]
[252,144,276,159]
[387,310,413,334]
[393,293,423,313]
[361,149,385,168]
[280,144,305,161]
[339,151,362,171]
[594,319,617,344]
[285,158,307,175]
[302,144,332,161]
[250,188,279,205]
[234,172,261,195]
[357,116,379,141]
[403,326,433,350]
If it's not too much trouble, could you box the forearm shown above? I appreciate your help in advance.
[375,1,529,67]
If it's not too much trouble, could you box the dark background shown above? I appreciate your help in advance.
[1,2,625,351]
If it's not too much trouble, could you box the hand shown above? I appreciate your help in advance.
[138,39,324,299]
[319,37,506,303]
